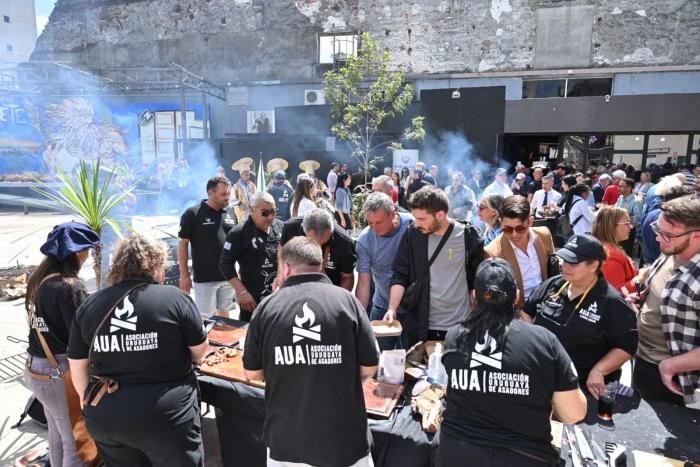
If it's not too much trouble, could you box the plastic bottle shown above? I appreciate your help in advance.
[427,343,447,386]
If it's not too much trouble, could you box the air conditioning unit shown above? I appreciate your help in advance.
[304,89,325,105]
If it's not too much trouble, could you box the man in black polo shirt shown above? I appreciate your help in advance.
[219,192,283,321]
[179,176,236,318]
[243,237,379,467]
[266,170,294,222]
[280,208,356,291]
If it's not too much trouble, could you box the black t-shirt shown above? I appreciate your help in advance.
[67,279,206,430]
[243,273,379,466]
[267,182,294,222]
[528,179,543,195]
[27,273,87,357]
[179,200,235,283]
[442,320,578,464]
[280,218,356,287]
[524,274,638,383]
[219,217,283,304]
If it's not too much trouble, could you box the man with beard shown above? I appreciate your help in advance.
[631,195,700,406]
[219,192,283,321]
[179,176,236,318]
[384,186,483,347]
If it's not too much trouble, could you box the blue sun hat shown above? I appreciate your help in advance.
[40,222,100,260]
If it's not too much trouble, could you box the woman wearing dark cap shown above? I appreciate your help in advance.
[67,234,208,466]
[25,221,99,467]
[523,234,638,398]
[440,258,586,466]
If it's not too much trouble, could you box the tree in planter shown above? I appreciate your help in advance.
[34,158,134,289]
[324,32,425,183]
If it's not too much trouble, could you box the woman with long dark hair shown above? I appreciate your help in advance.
[334,172,354,229]
[291,176,316,218]
[440,258,586,466]
[25,222,99,467]
[392,172,405,206]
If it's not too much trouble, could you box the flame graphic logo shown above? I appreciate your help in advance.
[292,302,321,343]
[110,295,138,333]
[470,331,502,369]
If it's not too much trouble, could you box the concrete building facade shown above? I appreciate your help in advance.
[26,0,700,173]
[0,0,38,63]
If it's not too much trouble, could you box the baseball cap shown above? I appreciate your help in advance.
[555,234,607,264]
[474,258,518,305]
[274,170,286,180]
[40,222,100,261]
[516,173,526,180]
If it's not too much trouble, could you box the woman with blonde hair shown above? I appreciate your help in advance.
[291,176,317,218]
[592,206,648,293]
[68,234,208,466]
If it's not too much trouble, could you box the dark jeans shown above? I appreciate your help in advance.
[632,357,685,405]
[88,406,203,467]
[438,432,553,467]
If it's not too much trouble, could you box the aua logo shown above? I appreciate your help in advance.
[292,302,321,343]
[110,296,137,333]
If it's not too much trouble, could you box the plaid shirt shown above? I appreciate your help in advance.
[649,252,700,403]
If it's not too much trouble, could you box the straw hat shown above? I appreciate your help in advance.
[267,158,288,172]
[299,160,320,174]
[232,157,254,172]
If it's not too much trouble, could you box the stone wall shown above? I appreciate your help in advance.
[32,0,700,82]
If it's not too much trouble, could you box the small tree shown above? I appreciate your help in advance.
[34,158,134,289]
[324,32,425,183]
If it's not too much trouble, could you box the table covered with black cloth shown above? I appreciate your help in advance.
[198,375,699,466]
[198,375,436,467]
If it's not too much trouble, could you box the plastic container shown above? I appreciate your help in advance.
[427,343,447,386]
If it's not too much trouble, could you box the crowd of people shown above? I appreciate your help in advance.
[23,156,700,467]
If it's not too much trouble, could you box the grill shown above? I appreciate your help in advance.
[0,352,27,382]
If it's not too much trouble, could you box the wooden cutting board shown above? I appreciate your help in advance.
[363,379,404,419]
[199,352,266,389]
[208,322,247,347]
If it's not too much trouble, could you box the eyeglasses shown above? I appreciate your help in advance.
[651,220,699,242]
[258,208,278,217]
[501,225,528,234]
[616,221,633,227]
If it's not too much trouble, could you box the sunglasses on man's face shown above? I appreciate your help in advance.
[501,225,528,234]
[258,208,278,217]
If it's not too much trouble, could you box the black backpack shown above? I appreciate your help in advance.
[556,198,583,238]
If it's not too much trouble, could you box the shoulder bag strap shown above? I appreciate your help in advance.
[427,222,455,269]
[86,282,149,368]
[28,273,63,370]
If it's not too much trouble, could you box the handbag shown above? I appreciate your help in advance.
[400,223,454,311]
[25,273,101,467]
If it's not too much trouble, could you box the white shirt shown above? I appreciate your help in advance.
[531,188,562,218]
[481,181,512,199]
[568,195,596,235]
[509,234,543,300]
[296,197,316,218]
[327,170,338,194]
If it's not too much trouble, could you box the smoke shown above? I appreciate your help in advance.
[419,131,510,185]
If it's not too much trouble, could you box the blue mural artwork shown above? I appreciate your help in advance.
[0,96,203,181]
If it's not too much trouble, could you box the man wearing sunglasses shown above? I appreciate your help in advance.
[632,195,700,406]
[484,195,555,308]
[219,192,283,321]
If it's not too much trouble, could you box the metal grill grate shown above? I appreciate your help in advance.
[0,352,27,382]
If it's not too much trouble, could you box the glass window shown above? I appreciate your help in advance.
[565,78,612,97]
[613,134,644,151]
[561,135,586,169]
[692,134,699,150]
[522,80,565,99]
[319,34,358,64]
[612,153,643,170]
[648,134,689,166]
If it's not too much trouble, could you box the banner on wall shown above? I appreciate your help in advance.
[0,97,205,181]
[392,149,419,174]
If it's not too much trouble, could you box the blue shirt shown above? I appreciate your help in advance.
[335,188,353,212]
[356,213,413,309]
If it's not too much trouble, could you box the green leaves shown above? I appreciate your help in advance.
[324,32,425,184]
